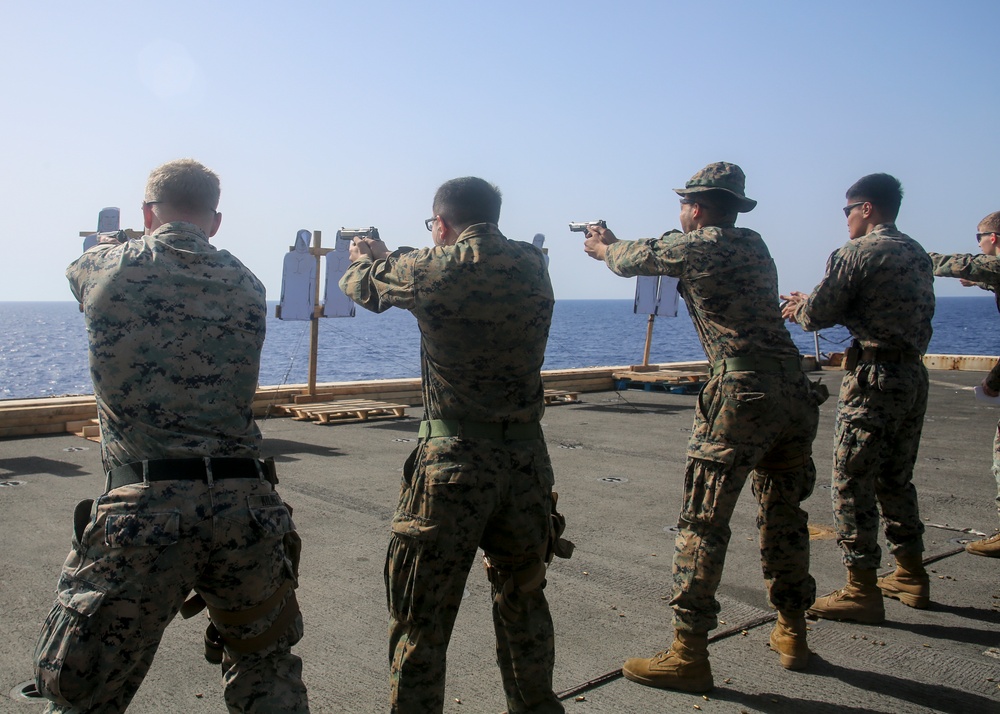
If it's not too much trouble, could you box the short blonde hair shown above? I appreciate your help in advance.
[979,211,1000,234]
[144,159,220,213]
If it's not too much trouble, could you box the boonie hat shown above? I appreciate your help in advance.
[674,162,757,213]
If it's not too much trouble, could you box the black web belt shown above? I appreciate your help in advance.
[859,347,922,364]
[107,457,265,491]
[844,340,923,369]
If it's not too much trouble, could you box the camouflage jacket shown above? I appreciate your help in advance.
[339,222,552,423]
[790,224,934,355]
[604,226,799,364]
[929,252,1000,294]
[929,251,1000,387]
[66,222,266,470]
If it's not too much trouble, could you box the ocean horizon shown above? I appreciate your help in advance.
[2,296,998,401]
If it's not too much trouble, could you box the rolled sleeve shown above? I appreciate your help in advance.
[339,249,417,313]
[604,231,687,278]
[929,252,1000,288]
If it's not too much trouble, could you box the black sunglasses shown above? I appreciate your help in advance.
[977,232,997,245]
[843,201,866,217]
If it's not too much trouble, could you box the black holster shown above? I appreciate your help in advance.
[844,340,861,371]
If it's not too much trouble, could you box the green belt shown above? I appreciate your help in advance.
[418,419,542,441]
[710,355,801,378]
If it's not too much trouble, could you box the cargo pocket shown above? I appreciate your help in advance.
[681,441,735,523]
[833,424,876,477]
[104,511,180,548]
[385,512,439,625]
[34,576,107,707]
[248,494,296,580]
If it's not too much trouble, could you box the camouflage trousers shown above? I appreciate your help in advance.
[34,476,308,713]
[831,362,928,569]
[386,437,564,714]
[671,371,822,634]
[991,420,1000,527]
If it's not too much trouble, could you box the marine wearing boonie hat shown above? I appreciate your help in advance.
[674,162,757,213]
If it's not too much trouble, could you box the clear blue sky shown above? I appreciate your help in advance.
[2,1,998,302]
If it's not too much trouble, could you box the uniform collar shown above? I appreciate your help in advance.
[455,222,501,244]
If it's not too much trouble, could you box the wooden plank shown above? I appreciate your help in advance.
[306,401,409,416]
[0,423,72,438]
[544,379,615,394]
[612,370,708,385]
[0,403,98,420]
[315,412,407,425]
[291,390,422,405]
[0,395,97,409]
[625,361,709,373]
[0,409,100,428]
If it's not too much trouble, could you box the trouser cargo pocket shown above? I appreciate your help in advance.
[682,440,735,523]
[385,512,438,625]
[34,575,106,708]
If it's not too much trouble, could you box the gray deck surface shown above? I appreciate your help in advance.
[2,368,999,713]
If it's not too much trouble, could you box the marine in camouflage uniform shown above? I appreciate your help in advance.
[784,173,935,622]
[33,160,308,713]
[928,210,1000,557]
[584,162,823,691]
[339,177,567,714]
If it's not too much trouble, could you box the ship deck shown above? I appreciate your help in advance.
[2,368,999,713]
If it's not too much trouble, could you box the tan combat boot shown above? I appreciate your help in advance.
[622,630,713,692]
[769,611,810,670]
[807,567,885,624]
[965,531,1000,558]
[877,554,930,609]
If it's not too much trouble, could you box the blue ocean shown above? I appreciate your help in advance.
[1,297,998,401]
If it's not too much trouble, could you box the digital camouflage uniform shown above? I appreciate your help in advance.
[791,224,935,570]
[604,226,822,634]
[929,251,1000,527]
[34,223,308,713]
[339,222,564,714]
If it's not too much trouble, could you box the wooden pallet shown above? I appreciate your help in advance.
[612,369,708,394]
[275,399,409,425]
[544,389,579,405]
[613,369,708,384]
[615,379,703,394]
